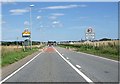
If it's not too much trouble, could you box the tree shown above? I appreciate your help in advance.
[99,38,111,41]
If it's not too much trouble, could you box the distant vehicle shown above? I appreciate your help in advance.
[47,41,56,46]
[48,43,52,47]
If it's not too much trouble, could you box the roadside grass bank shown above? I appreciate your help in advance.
[1,45,45,67]
[58,42,119,61]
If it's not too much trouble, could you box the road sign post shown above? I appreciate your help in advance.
[22,28,31,51]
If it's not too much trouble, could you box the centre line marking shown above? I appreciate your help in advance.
[53,47,93,83]
[0,51,44,83]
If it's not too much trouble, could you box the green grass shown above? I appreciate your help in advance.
[58,44,119,61]
[1,47,41,67]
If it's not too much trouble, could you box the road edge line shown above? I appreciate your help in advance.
[53,47,93,83]
[60,46,118,63]
[0,51,44,83]
[76,51,118,63]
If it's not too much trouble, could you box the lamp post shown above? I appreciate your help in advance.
[29,4,34,49]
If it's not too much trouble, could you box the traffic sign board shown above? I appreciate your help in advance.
[85,27,95,41]
[22,29,31,37]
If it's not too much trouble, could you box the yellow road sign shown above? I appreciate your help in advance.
[22,29,31,37]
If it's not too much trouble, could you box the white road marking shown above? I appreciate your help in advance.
[0,51,44,83]
[66,47,119,62]
[65,47,118,63]
[76,52,118,63]
[66,57,69,60]
[53,47,93,83]
[76,65,81,69]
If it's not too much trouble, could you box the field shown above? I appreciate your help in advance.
[59,40,119,61]
[1,45,45,67]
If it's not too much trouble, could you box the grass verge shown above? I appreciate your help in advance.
[1,46,43,67]
[58,44,119,61]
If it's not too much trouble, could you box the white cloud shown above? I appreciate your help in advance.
[52,21,63,28]
[52,21,60,24]
[52,23,63,28]
[41,4,86,10]
[49,16,57,20]
[49,13,64,20]
[36,16,42,20]
[51,13,64,16]
[24,21,29,26]
[9,9,29,15]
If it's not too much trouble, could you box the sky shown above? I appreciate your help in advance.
[1,2,118,42]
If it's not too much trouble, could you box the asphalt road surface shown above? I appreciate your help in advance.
[1,46,119,83]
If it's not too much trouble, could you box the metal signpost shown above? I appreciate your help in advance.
[22,28,31,51]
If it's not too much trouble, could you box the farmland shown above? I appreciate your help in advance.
[59,40,119,61]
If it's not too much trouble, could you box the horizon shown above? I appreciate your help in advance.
[1,38,118,43]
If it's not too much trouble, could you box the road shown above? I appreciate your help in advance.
[1,46,119,83]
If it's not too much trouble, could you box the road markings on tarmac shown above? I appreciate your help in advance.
[76,65,81,69]
[0,51,44,83]
[66,57,69,60]
[67,47,118,63]
[76,52,118,63]
[53,47,93,83]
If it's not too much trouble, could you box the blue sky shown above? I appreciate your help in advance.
[1,2,118,42]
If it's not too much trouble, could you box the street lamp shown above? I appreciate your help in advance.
[29,4,34,49]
